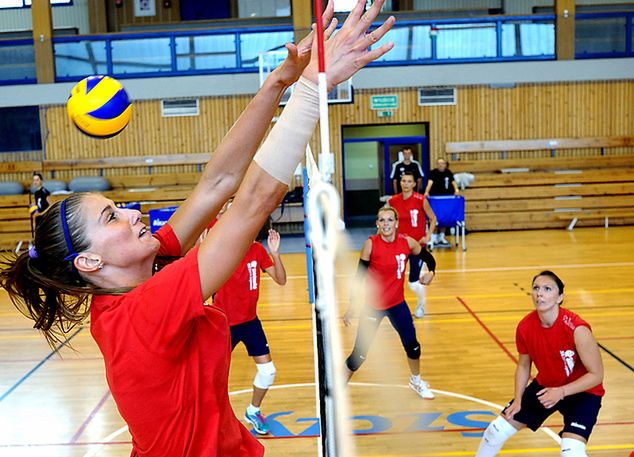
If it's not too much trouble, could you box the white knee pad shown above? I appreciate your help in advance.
[561,438,587,457]
[253,361,276,390]
[476,416,518,457]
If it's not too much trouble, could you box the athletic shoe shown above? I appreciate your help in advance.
[434,239,452,248]
[409,380,435,399]
[414,304,425,318]
[245,409,270,435]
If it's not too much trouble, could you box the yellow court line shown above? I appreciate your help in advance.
[360,443,634,457]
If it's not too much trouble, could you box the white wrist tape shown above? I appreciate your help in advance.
[254,76,319,184]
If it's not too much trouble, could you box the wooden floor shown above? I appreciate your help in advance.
[1,227,633,457]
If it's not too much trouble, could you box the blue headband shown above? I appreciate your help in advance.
[60,199,78,262]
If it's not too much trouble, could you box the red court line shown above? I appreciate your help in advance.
[70,390,111,443]
[456,296,518,365]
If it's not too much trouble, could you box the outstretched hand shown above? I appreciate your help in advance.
[267,229,281,254]
[303,0,396,90]
[273,1,337,87]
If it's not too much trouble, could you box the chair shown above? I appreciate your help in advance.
[427,195,466,251]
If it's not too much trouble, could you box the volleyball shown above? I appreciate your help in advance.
[67,75,133,138]
[28,204,38,216]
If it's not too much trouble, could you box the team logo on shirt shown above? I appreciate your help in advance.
[247,260,258,290]
[560,349,576,376]
[395,254,407,279]
[410,209,419,227]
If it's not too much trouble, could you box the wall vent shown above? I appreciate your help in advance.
[161,99,199,117]
[418,87,456,106]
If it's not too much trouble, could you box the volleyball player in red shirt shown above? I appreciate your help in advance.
[476,271,604,457]
[0,3,397,455]
[388,171,437,318]
[213,225,286,435]
[343,206,436,399]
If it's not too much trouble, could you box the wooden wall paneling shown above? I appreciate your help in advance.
[43,80,634,187]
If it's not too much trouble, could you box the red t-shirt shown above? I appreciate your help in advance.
[516,307,605,397]
[388,192,427,241]
[213,242,274,326]
[90,224,264,457]
[367,234,410,310]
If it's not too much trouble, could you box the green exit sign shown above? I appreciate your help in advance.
[371,94,398,110]
[377,110,393,117]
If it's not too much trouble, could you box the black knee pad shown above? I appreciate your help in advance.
[345,350,366,372]
[405,341,421,359]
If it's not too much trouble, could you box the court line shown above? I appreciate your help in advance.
[455,296,518,364]
[598,342,634,373]
[0,325,84,403]
[359,443,634,457]
[280,261,634,280]
[71,389,111,443]
[80,383,560,456]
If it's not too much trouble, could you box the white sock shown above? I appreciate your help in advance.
[476,416,518,457]
[247,403,260,415]
[561,437,587,457]
[410,374,421,385]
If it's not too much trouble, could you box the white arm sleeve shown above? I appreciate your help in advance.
[253,76,319,184]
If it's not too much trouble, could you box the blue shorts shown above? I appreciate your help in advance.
[230,317,270,357]
[350,301,419,358]
[503,379,602,441]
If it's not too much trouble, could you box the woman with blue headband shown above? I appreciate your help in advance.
[0,2,395,456]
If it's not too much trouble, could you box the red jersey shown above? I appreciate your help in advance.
[516,307,605,397]
[91,224,264,457]
[214,242,274,326]
[367,233,410,310]
[388,192,427,241]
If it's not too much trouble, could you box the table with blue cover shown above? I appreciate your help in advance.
[427,195,466,251]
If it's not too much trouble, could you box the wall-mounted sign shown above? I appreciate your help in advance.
[135,0,156,17]
[370,94,398,110]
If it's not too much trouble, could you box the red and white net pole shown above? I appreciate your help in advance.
[309,2,353,457]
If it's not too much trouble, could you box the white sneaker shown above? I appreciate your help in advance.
[409,379,435,399]
[415,304,425,318]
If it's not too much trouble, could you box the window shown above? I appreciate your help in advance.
[0,106,42,153]
[0,0,71,9]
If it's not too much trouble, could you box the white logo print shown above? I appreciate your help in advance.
[247,260,258,290]
[395,254,407,280]
[560,349,576,376]
[410,209,419,227]
[571,422,587,430]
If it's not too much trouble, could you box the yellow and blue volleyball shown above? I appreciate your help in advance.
[28,204,38,216]
[67,75,133,139]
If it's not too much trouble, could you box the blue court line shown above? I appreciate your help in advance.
[598,342,634,373]
[0,326,84,403]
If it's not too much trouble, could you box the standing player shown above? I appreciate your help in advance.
[389,171,437,318]
[389,146,424,193]
[476,271,604,457]
[343,206,436,399]
[0,3,397,455]
[213,228,286,435]
[31,172,51,228]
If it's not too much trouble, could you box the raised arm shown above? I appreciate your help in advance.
[197,0,395,299]
[167,7,334,254]
[263,229,286,285]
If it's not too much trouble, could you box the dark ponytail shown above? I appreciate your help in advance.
[0,193,95,349]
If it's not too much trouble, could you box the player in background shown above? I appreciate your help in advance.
[476,271,604,457]
[388,171,437,318]
[207,202,286,435]
[343,206,436,399]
